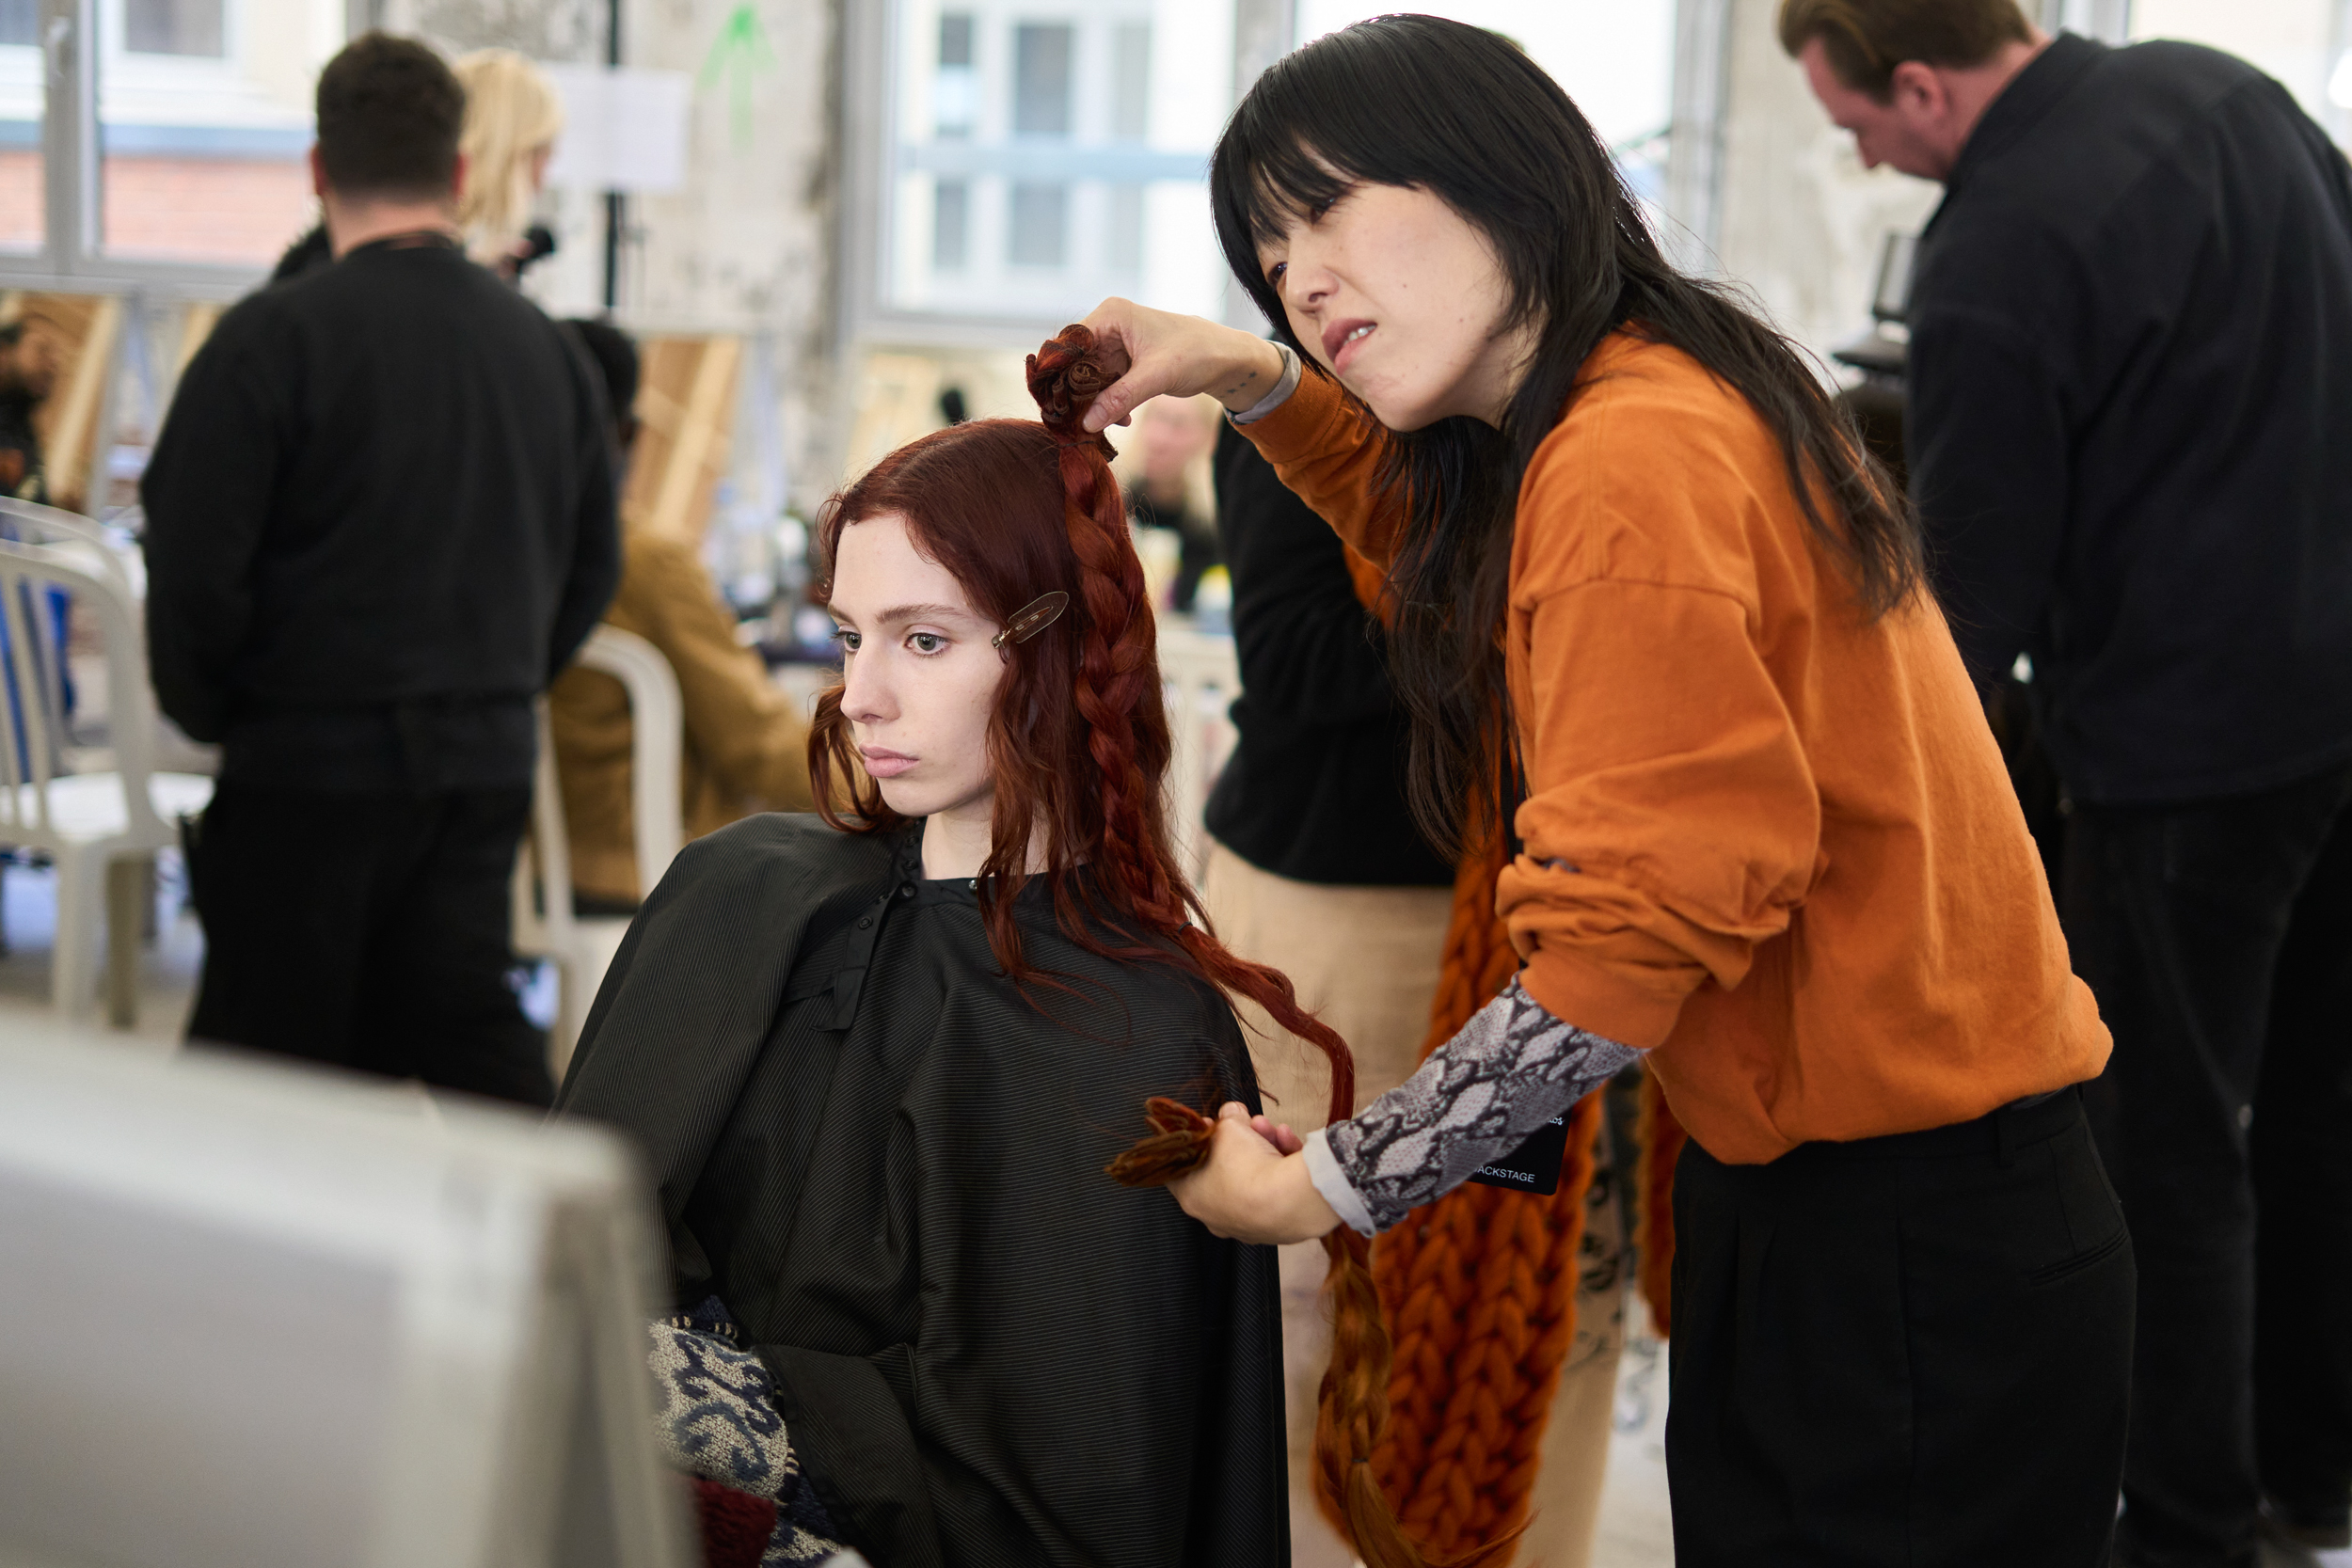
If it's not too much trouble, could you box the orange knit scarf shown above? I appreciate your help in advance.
[1333,548,1686,1560]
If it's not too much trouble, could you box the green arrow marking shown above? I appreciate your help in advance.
[699,2,777,149]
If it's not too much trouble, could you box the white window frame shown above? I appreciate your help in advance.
[839,0,1242,352]
[0,0,363,295]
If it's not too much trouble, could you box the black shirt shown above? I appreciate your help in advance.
[1202,424,1450,886]
[558,816,1284,1568]
[141,234,619,789]
[1906,34,2352,803]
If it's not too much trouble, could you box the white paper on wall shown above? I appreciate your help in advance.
[542,65,693,194]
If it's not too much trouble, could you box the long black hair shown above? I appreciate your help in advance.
[1211,15,1921,854]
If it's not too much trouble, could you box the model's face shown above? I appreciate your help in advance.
[1799,40,1959,182]
[829,512,1005,828]
[1254,177,1534,431]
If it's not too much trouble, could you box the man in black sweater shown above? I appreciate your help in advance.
[1784,4,2352,1564]
[143,33,619,1107]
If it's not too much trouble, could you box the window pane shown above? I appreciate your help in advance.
[939,13,973,67]
[1112,23,1149,140]
[0,12,42,254]
[882,3,1223,326]
[1008,181,1065,266]
[934,178,968,268]
[1106,182,1142,273]
[100,0,342,264]
[126,0,225,57]
[1011,24,1071,136]
[936,12,975,137]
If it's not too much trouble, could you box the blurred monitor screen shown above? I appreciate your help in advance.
[0,1037,689,1568]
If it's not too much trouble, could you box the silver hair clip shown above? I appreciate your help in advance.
[993,591,1069,649]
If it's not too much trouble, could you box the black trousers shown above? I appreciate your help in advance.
[2066,763,2352,1566]
[1667,1089,2135,1567]
[186,780,554,1108]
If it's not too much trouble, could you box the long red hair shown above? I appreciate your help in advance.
[807,326,1503,1568]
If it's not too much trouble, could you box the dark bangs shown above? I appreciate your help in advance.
[1210,17,1604,361]
[1206,15,1922,857]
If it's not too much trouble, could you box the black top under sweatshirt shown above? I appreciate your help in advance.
[1906,34,2352,804]
[1202,423,1450,887]
[142,234,619,790]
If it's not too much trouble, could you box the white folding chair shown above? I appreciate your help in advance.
[0,535,213,1025]
[514,625,684,1077]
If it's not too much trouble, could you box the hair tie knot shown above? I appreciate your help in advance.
[1026,324,1132,454]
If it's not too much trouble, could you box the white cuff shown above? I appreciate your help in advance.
[1226,341,1302,426]
[1304,1128,1378,1238]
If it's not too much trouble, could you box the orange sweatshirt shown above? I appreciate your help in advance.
[1243,332,2107,1164]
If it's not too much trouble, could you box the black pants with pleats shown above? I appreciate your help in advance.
[2067,763,2352,1567]
[185,780,553,1108]
[1666,1088,2135,1567]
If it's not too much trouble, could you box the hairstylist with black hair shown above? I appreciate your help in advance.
[1080,17,2125,1567]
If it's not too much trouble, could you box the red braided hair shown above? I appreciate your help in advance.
[804,326,1502,1568]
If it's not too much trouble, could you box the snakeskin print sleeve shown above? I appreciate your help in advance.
[1305,975,1642,1235]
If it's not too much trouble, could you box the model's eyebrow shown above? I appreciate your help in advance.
[871,602,984,626]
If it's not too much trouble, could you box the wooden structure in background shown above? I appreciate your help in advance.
[173,302,224,379]
[844,351,943,483]
[624,335,740,544]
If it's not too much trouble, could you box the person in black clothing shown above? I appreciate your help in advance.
[1203,423,1445,893]
[142,32,619,1108]
[1786,4,2352,1561]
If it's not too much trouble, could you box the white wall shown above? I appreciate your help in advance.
[1707,0,1939,363]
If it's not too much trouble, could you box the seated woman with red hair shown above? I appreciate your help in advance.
[558,330,1339,1568]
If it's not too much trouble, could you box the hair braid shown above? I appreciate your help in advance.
[1026,327,1511,1568]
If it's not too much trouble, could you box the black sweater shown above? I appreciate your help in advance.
[142,235,619,790]
[1202,423,1450,887]
[1906,34,2352,803]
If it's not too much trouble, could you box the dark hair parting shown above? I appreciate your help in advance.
[1210,15,1922,857]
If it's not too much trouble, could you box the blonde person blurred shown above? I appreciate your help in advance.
[1115,393,1222,610]
[452,48,562,282]
[548,320,815,913]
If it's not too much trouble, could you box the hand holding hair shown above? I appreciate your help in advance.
[1076,295,1291,432]
[1169,1104,1340,1243]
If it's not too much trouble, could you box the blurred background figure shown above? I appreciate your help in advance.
[0,320,58,503]
[453,48,564,283]
[267,45,562,287]
[548,318,816,914]
[1785,2,2352,1562]
[1121,392,1224,611]
[140,32,618,1107]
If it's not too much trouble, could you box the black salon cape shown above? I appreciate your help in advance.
[557,814,1287,1568]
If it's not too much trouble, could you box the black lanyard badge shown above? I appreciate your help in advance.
[1465,1113,1571,1196]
